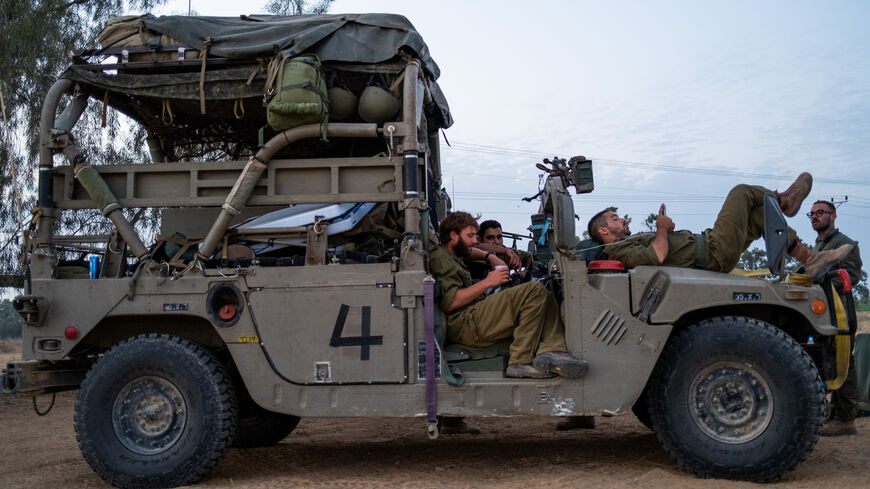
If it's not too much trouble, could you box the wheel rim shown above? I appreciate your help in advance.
[688,361,773,444]
[112,376,187,455]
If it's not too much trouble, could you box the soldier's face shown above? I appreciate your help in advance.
[809,204,835,233]
[452,225,479,257]
[482,227,504,246]
[602,211,630,240]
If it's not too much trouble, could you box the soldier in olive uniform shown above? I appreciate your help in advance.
[586,174,853,278]
[806,200,863,436]
[430,211,587,379]
[477,220,533,278]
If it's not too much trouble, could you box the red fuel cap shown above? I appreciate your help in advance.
[219,304,237,321]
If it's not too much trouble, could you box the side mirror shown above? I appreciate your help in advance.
[568,156,594,194]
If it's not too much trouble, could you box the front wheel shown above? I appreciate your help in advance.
[648,316,825,482]
[75,334,237,489]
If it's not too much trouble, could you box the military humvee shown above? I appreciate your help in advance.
[1,13,857,489]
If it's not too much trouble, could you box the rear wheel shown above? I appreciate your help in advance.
[648,316,824,482]
[233,396,300,448]
[75,334,237,489]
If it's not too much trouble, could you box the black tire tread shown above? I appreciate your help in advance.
[648,316,825,482]
[75,333,237,489]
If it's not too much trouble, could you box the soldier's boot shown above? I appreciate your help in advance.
[774,172,812,217]
[533,351,589,378]
[789,240,853,278]
[505,363,556,379]
[820,418,857,436]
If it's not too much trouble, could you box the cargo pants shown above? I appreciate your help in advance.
[702,184,797,272]
[447,281,566,365]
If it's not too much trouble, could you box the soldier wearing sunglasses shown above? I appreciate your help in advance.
[806,200,863,436]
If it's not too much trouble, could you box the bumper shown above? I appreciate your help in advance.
[1,360,86,395]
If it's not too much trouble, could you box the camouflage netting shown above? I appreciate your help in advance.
[60,13,452,159]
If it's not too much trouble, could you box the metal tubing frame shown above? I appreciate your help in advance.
[197,122,378,258]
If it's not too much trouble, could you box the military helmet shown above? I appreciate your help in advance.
[358,86,399,124]
[328,87,358,121]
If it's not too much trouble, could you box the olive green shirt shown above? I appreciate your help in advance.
[600,230,700,268]
[429,247,479,324]
[815,228,862,292]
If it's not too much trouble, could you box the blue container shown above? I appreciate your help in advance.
[89,256,100,279]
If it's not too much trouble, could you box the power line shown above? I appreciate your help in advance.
[444,141,870,186]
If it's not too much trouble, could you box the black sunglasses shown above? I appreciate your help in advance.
[806,210,834,218]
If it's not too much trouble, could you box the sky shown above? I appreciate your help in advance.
[154,0,870,254]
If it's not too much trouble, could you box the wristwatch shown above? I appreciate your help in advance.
[484,251,494,261]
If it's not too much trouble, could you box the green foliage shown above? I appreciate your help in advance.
[854,270,869,305]
[0,0,338,285]
[642,213,657,233]
[0,300,22,338]
[0,0,165,282]
[263,0,333,15]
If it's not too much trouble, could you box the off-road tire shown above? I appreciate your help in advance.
[233,397,300,448]
[648,316,825,482]
[75,334,237,489]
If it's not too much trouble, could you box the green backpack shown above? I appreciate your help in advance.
[265,53,329,135]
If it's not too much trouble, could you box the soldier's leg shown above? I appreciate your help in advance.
[704,184,766,271]
[460,282,551,365]
[705,184,797,272]
[535,286,568,355]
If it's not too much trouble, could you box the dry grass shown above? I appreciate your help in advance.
[0,337,22,354]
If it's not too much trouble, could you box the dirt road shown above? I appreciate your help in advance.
[2,321,869,489]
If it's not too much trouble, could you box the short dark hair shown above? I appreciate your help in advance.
[587,209,611,243]
[478,219,502,238]
[439,211,479,244]
[812,200,836,214]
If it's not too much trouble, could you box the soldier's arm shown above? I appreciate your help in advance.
[832,244,862,293]
[476,242,522,269]
[448,266,509,311]
[651,204,673,264]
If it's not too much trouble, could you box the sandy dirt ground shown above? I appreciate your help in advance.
[1,317,869,489]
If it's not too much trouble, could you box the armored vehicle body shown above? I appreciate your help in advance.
[1,13,857,489]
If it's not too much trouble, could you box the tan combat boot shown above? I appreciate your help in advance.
[789,240,853,277]
[774,172,812,217]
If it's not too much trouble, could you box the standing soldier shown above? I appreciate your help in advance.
[807,201,863,436]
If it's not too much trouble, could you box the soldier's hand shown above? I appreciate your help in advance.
[657,204,674,232]
[505,249,522,269]
[484,267,510,287]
